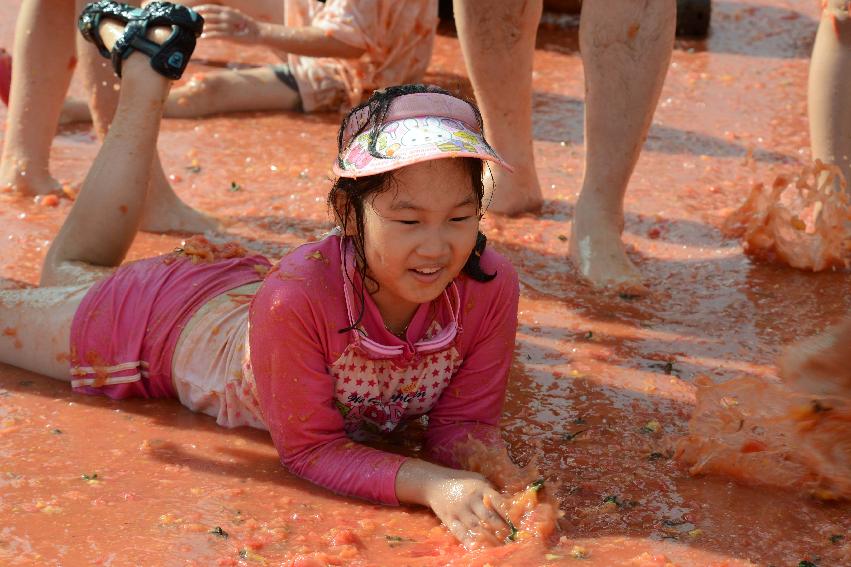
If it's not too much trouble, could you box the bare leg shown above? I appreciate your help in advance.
[0,0,76,195]
[43,19,174,284]
[0,285,89,380]
[74,0,218,234]
[808,0,851,190]
[569,0,675,293]
[2,19,175,380]
[453,0,543,216]
[59,67,300,120]
[164,66,300,118]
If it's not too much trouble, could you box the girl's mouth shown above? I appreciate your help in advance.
[410,266,443,282]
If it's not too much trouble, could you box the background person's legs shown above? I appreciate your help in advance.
[164,66,301,118]
[0,0,76,195]
[808,0,851,190]
[570,0,675,292]
[452,0,543,216]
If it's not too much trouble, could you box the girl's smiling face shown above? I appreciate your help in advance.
[360,159,480,332]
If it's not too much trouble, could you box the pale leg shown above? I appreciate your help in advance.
[74,0,218,234]
[453,0,544,215]
[569,0,675,293]
[808,0,851,190]
[0,0,76,195]
[2,19,175,381]
[43,21,173,283]
[163,66,300,118]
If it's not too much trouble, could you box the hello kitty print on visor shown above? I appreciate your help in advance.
[333,92,514,178]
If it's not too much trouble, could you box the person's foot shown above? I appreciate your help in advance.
[0,160,62,195]
[484,165,543,216]
[140,180,220,234]
[568,199,647,295]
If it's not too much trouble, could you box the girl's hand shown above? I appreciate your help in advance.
[424,473,513,549]
[194,5,262,43]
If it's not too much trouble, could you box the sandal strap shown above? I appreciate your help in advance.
[80,1,204,80]
[112,2,203,80]
[78,1,137,59]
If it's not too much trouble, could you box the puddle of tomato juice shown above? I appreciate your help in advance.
[1,0,850,565]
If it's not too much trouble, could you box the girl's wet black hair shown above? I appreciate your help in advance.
[329,84,496,333]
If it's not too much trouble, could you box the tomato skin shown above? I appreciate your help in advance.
[740,439,768,453]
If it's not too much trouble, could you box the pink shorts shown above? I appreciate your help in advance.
[69,253,272,399]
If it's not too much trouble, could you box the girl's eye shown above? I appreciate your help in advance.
[450,216,473,222]
[397,220,419,225]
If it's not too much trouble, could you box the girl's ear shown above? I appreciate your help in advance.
[333,191,358,236]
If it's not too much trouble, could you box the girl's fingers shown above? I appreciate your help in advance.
[484,490,515,530]
[445,517,473,547]
[472,497,507,532]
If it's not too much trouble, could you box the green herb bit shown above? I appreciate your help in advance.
[186,164,202,173]
[648,452,666,461]
[50,429,63,435]
[557,234,568,242]
[529,479,545,492]
[384,535,405,542]
[830,534,844,544]
[619,292,640,301]
[798,561,817,567]
[506,518,519,542]
[229,181,242,192]
[209,526,228,539]
[562,429,588,442]
[584,331,593,340]
[81,473,98,481]
[238,549,248,559]
[602,495,623,507]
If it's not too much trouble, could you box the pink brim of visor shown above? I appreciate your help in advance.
[333,92,514,178]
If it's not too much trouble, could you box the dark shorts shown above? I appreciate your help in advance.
[271,64,300,94]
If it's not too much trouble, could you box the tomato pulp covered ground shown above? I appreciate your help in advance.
[1,0,849,565]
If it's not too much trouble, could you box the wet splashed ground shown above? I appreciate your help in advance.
[1,1,849,565]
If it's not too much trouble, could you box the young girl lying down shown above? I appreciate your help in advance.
[0,1,528,548]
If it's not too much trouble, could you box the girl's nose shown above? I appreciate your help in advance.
[416,229,450,259]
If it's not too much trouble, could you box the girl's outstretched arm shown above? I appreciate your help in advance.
[193,4,365,58]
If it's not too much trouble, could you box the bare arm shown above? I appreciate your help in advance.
[194,4,365,58]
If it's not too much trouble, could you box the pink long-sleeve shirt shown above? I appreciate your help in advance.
[246,234,519,505]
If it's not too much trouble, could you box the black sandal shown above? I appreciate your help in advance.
[78,1,204,80]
